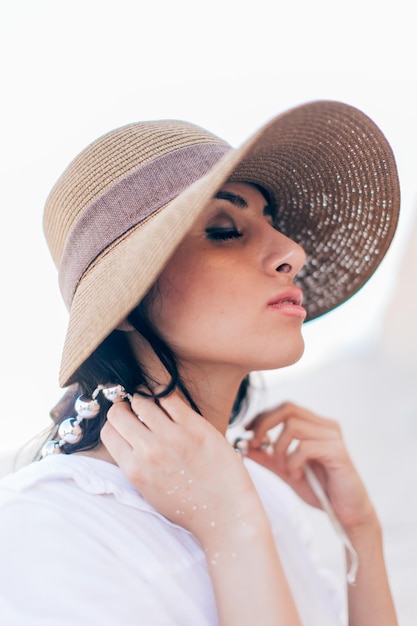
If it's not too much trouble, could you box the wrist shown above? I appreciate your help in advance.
[193,493,273,553]
[345,508,382,545]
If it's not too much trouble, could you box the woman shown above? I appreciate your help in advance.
[0,101,400,625]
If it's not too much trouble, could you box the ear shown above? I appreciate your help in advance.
[116,318,135,332]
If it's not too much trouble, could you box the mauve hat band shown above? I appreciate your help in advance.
[43,101,400,387]
[59,143,230,308]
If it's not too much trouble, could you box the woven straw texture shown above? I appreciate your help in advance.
[43,101,400,386]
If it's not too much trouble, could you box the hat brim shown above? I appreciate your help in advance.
[59,100,400,387]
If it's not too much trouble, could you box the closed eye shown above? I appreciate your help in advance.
[205,227,243,242]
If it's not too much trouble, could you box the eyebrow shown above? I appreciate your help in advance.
[214,190,248,208]
[214,190,276,220]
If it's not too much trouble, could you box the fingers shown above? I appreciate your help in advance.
[273,416,340,459]
[101,389,201,462]
[246,402,301,445]
[105,389,186,437]
[106,398,150,436]
[245,401,372,531]
[101,418,134,459]
[130,388,195,427]
[245,401,346,479]
[148,389,198,426]
[100,393,180,484]
[247,402,340,447]
[285,440,344,477]
[101,400,151,465]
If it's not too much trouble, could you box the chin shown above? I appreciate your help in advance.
[260,338,305,371]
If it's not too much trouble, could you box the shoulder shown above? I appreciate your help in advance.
[0,453,180,528]
[0,454,199,559]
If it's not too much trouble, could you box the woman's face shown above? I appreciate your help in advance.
[147,182,307,376]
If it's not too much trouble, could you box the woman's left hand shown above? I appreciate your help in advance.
[245,402,375,532]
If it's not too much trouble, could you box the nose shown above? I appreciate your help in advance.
[262,228,306,279]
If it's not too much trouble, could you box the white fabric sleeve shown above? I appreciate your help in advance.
[0,501,167,626]
[0,492,208,626]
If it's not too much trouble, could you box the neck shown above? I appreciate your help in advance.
[129,331,247,435]
[178,362,246,434]
[78,331,247,466]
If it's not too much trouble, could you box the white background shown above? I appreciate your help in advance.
[1,2,417,623]
[0,0,416,447]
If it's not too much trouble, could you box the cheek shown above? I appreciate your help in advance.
[151,264,238,340]
[148,267,202,333]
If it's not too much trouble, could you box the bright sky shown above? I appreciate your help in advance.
[1,0,416,453]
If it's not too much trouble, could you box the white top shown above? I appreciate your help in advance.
[0,454,343,625]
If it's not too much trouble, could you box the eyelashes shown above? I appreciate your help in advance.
[205,227,243,242]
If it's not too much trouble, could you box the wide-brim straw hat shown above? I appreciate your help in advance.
[44,100,400,388]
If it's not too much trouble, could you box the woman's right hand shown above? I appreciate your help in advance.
[100,390,262,542]
[101,390,302,626]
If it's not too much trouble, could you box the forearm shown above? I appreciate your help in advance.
[200,504,302,626]
[347,513,397,626]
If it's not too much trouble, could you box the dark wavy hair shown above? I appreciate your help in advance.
[42,299,250,456]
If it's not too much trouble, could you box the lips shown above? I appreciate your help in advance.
[267,288,304,307]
